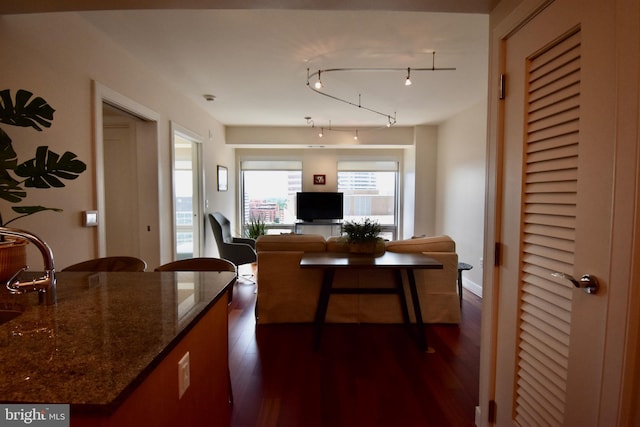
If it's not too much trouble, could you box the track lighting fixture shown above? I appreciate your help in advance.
[305,118,368,140]
[306,52,454,128]
[304,114,403,141]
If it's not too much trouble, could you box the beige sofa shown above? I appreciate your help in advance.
[255,234,460,324]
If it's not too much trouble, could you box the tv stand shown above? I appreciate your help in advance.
[294,221,342,237]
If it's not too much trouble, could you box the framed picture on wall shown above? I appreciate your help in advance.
[313,174,326,185]
[217,165,228,191]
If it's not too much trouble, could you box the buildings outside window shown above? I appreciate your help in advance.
[241,161,302,235]
[338,161,398,240]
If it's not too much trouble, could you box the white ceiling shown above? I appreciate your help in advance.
[79,9,489,128]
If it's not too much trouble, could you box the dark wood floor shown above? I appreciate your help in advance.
[227,280,481,427]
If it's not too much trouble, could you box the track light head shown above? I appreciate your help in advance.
[314,70,323,89]
[405,68,412,86]
[305,116,314,127]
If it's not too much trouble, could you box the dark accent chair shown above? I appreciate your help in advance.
[208,212,257,280]
[61,256,147,272]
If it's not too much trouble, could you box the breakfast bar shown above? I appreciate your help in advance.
[0,271,234,426]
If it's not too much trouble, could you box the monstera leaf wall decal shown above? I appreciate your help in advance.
[0,89,87,229]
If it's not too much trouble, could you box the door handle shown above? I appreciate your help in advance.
[551,272,599,294]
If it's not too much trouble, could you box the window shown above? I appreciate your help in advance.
[338,161,398,240]
[172,127,203,260]
[241,160,302,235]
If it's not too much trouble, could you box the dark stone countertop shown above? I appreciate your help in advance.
[0,271,233,415]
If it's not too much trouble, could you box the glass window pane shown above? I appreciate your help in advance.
[338,170,397,226]
[241,169,302,230]
[173,132,201,259]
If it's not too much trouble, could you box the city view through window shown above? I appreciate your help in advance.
[338,170,396,225]
[242,170,302,233]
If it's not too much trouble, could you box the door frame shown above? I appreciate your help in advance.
[479,0,640,425]
[92,81,161,265]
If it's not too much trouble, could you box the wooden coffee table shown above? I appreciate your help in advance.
[300,251,443,352]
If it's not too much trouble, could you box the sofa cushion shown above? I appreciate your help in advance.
[385,235,455,253]
[256,234,327,252]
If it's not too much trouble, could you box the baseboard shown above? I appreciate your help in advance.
[463,277,483,298]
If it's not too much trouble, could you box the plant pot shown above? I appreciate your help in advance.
[0,238,28,282]
[348,239,386,256]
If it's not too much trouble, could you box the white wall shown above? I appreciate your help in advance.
[1,13,231,269]
[412,125,438,237]
[402,144,417,238]
[435,100,487,294]
[226,126,415,147]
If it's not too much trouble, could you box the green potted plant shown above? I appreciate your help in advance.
[0,89,87,279]
[341,218,385,255]
[245,215,266,239]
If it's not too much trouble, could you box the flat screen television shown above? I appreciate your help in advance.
[296,192,344,222]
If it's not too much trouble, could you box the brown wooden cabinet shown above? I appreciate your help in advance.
[72,292,231,427]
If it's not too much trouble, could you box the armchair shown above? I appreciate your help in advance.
[208,212,257,277]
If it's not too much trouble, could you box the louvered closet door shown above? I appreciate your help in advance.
[493,0,616,425]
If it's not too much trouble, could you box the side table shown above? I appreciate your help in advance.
[300,251,443,352]
[457,262,473,307]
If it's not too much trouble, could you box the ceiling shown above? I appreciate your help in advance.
[4,1,492,129]
[0,0,498,15]
[80,9,489,128]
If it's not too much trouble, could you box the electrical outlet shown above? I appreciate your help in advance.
[178,352,190,399]
[479,257,483,268]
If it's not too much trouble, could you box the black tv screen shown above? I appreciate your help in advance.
[296,192,344,222]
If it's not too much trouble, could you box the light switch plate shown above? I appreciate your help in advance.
[83,210,98,227]
[178,352,190,399]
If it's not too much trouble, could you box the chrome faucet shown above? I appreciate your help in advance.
[0,227,56,305]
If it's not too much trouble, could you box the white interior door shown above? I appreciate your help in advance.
[103,109,141,258]
[493,0,618,425]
